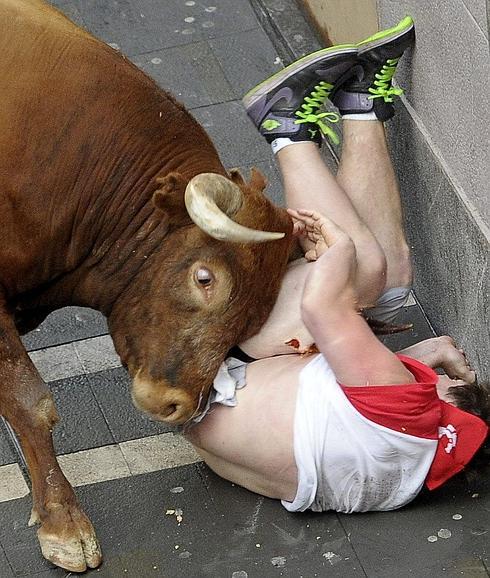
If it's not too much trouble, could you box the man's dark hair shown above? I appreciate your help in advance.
[448,381,490,484]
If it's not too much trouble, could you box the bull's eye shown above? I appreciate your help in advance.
[195,267,214,287]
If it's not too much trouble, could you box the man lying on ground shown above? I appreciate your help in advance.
[185,16,489,512]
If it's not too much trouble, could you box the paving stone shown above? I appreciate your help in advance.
[58,444,130,487]
[49,375,115,455]
[338,475,490,578]
[29,343,83,383]
[255,0,323,61]
[27,336,121,383]
[175,0,261,42]
[192,101,272,168]
[0,495,59,576]
[0,546,13,578]
[380,302,436,353]
[0,465,365,577]
[209,27,283,99]
[87,367,172,442]
[191,462,366,577]
[0,426,17,467]
[74,0,260,56]
[72,0,184,55]
[73,334,121,374]
[0,465,30,504]
[132,41,234,109]
[21,306,108,352]
[2,464,487,577]
[48,0,86,27]
[119,433,200,475]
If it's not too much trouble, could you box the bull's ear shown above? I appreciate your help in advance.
[249,167,268,192]
[229,168,246,186]
[152,172,192,226]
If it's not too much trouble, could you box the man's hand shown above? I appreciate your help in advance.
[288,208,349,261]
[288,208,359,316]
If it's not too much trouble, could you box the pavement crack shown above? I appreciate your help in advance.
[335,513,369,577]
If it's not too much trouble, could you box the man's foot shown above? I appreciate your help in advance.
[332,16,415,121]
[399,336,476,384]
[243,45,358,145]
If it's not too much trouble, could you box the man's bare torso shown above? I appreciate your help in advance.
[240,259,315,358]
[187,352,319,502]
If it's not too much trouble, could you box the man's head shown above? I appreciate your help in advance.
[446,382,490,485]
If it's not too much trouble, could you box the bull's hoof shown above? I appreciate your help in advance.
[35,505,102,572]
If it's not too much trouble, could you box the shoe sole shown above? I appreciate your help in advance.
[242,44,357,111]
[357,16,414,54]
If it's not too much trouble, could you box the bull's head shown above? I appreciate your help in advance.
[109,169,293,425]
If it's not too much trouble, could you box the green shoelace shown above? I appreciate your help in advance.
[294,81,340,145]
[368,58,404,102]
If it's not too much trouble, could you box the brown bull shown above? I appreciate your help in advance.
[0,0,294,571]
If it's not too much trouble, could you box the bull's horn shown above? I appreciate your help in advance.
[184,173,285,243]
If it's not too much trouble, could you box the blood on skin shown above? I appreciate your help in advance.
[284,338,319,356]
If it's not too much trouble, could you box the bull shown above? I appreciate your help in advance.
[0,0,294,571]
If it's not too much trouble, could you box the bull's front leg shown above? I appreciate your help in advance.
[0,302,102,572]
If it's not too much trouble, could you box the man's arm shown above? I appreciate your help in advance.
[291,209,414,387]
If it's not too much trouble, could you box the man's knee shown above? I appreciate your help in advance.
[356,238,387,307]
[393,242,413,288]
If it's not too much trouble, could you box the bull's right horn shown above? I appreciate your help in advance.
[185,173,285,243]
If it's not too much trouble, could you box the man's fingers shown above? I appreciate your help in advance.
[292,221,304,237]
[304,249,317,262]
[295,210,348,244]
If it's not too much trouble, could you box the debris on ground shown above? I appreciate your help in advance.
[271,556,287,567]
[165,508,183,525]
[322,551,342,565]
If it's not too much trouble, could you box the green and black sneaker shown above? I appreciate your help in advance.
[242,45,359,146]
[332,16,415,121]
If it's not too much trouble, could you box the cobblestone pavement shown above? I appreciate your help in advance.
[0,1,488,577]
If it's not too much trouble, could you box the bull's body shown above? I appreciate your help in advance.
[0,0,292,571]
[2,0,226,306]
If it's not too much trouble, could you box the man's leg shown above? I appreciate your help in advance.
[243,18,415,314]
[276,142,386,306]
[337,120,412,291]
[242,45,387,306]
[330,17,415,319]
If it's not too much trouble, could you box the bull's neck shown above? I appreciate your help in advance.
[71,141,227,316]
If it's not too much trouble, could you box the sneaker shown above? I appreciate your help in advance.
[332,16,415,121]
[242,45,359,145]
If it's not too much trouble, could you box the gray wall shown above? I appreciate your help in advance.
[377,0,489,377]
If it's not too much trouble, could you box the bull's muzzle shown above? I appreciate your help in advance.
[131,372,200,425]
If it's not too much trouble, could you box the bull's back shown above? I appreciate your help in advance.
[0,0,118,290]
[0,0,222,296]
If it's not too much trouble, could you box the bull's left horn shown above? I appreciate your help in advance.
[184,173,285,243]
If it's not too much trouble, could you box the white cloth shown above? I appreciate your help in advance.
[364,286,411,324]
[281,355,438,513]
[341,112,378,121]
[192,357,247,423]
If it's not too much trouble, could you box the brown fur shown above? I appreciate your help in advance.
[0,1,294,570]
